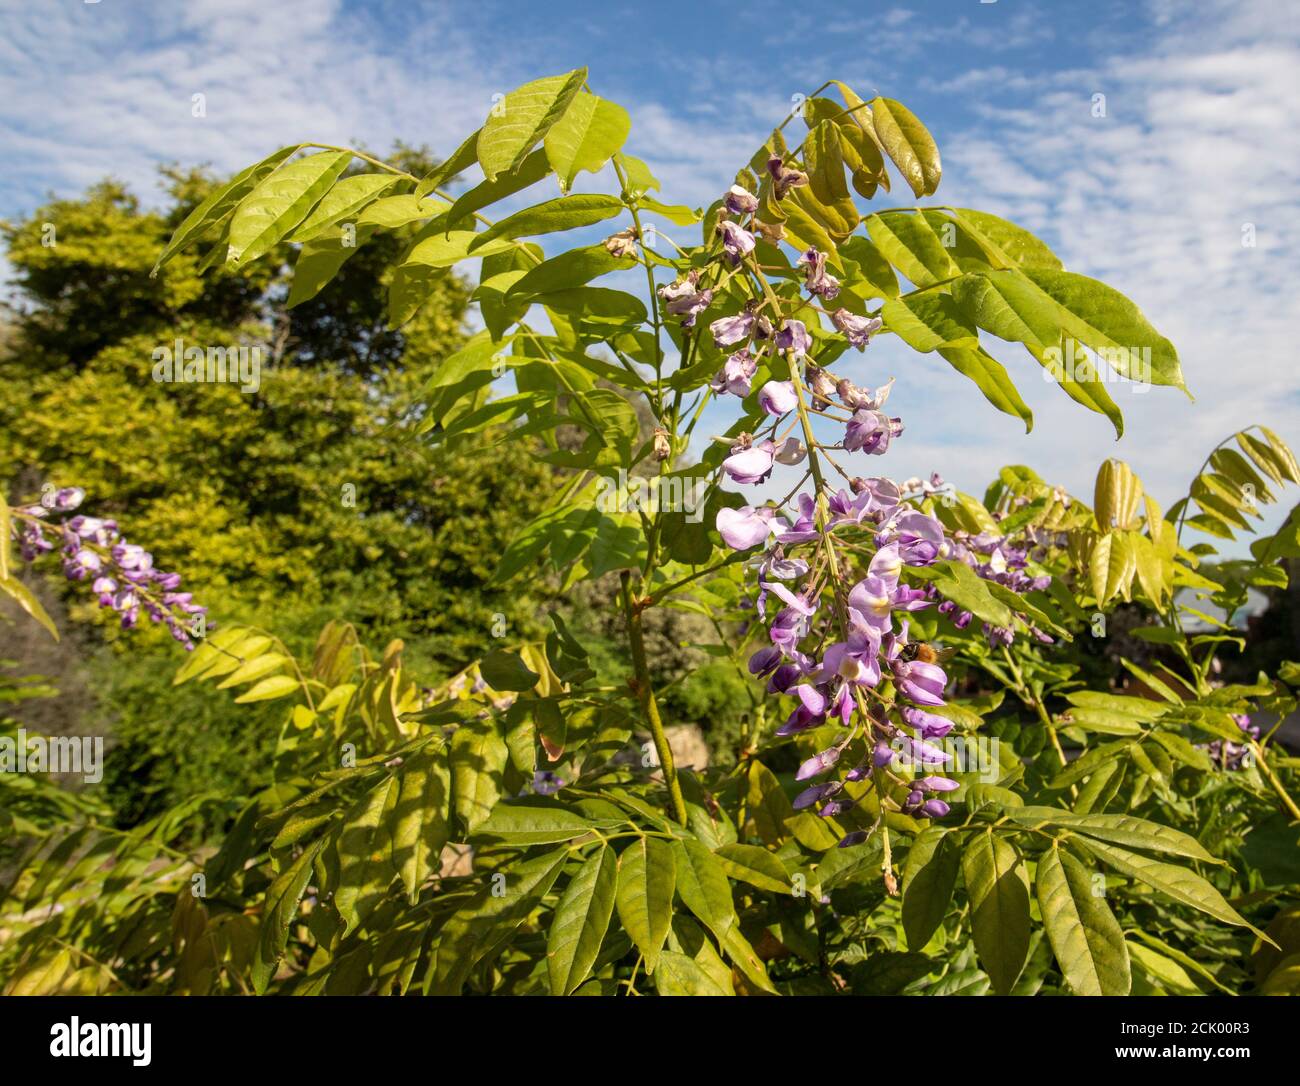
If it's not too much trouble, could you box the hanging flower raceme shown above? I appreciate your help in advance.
[687,178,1036,850]
[8,488,209,649]
[712,384,968,839]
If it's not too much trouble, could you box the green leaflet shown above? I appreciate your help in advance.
[803,120,858,240]
[0,576,59,641]
[289,173,398,241]
[227,150,352,265]
[881,293,979,353]
[672,837,736,946]
[780,191,844,269]
[447,148,552,225]
[870,97,942,197]
[1059,706,1145,736]
[391,748,451,903]
[232,675,300,704]
[722,924,779,994]
[838,235,899,299]
[471,801,601,845]
[509,245,633,297]
[1021,268,1184,389]
[479,648,540,692]
[1037,846,1131,995]
[153,144,301,273]
[713,842,791,896]
[901,826,959,951]
[252,837,327,994]
[477,69,587,181]
[547,845,617,994]
[615,837,676,973]
[449,718,509,832]
[949,209,1063,270]
[1029,337,1125,437]
[468,194,625,252]
[402,229,518,268]
[425,330,507,397]
[427,847,568,994]
[865,212,960,286]
[951,270,1060,350]
[333,775,399,936]
[1090,531,1137,605]
[828,83,890,193]
[1149,730,1213,771]
[1072,837,1267,939]
[653,950,731,996]
[923,559,1017,628]
[287,226,376,308]
[949,272,1126,434]
[537,286,647,326]
[961,830,1030,995]
[544,92,631,191]
[414,128,481,197]
[391,228,518,326]
[172,625,252,684]
[358,194,451,228]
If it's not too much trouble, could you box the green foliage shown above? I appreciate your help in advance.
[1,70,1296,1000]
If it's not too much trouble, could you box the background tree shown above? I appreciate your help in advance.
[0,154,566,824]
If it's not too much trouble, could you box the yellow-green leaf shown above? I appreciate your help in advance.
[547,845,617,994]
[477,69,587,181]
[962,830,1029,995]
[227,151,352,264]
[544,93,631,191]
[870,97,941,197]
[233,674,301,704]
[615,837,676,973]
[1037,846,1130,995]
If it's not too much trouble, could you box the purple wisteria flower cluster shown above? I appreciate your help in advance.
[719,470,964,841]
[9,488,208,648]
[658,172,1065,847]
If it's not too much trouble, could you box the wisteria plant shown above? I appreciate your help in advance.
[5,71,1300,997]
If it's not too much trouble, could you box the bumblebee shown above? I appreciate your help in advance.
[898,641,956,666]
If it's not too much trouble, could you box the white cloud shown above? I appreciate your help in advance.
[2,0,1295,553]
[911,0,1300,549]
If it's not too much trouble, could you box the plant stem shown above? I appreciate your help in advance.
[1251,741,1300,822]
[1000,646,1069,770]
[620,570,687,825]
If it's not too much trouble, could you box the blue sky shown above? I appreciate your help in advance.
[3,0,1299,553]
